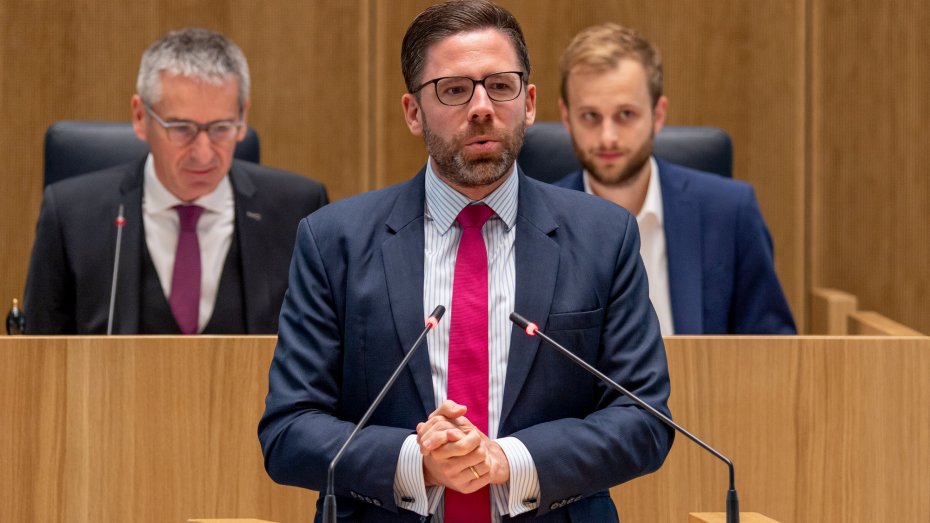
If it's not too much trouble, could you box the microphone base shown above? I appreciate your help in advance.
[726,488,739,523]
[322,494,337,523]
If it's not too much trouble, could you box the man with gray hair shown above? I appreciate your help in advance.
[24,28,328,334]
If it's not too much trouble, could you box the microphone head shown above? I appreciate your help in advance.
[426,305,446,328]
[509,312,538,336]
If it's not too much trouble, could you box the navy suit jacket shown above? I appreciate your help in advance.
[554,159,795,334]
[24,158,328,334]
[259,169,674,522]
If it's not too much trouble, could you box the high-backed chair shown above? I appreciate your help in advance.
[517,122,733,184]
[43,120,261,187]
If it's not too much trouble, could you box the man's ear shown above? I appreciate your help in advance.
[237,98,252,141]
[130,95,148,142]
[402,93,424,136]
[523,83,537,127]
[558,97,571,130]
[652,95,668,135]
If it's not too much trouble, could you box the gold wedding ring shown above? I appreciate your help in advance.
[469,466,480,480]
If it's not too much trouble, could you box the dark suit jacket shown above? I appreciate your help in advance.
[554,159,795,334]
[24,158,328,334]
[258,169,674,522]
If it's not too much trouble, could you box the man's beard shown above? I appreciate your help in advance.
[574,131,653,187]
[422,117,525,189]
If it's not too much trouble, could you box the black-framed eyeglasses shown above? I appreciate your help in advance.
[144,103,243,145]
[411,71,526,106]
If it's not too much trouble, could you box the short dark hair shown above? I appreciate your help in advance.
[401,0,531,93]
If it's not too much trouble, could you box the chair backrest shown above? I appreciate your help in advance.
[517,122,733,184]
[43,120,261,187]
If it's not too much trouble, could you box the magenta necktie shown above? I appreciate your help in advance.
[445,203,494,523]
[170,204,204,335]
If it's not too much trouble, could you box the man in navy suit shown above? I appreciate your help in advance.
[259,2,673,522]
[24,28,327,334]
[554,23,795,335]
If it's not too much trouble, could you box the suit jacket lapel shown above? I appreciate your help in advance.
[115,162,145,334]
[500,173,560,427]
[228,166,270,333]
[562,170,585,191]
[382,171,433,415]
[659,160,703,333]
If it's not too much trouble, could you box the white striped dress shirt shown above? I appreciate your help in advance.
[393,160,540,521]
[583,156,675,335]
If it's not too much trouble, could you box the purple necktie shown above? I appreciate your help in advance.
[445,203,494,523]
[170,204,204,335]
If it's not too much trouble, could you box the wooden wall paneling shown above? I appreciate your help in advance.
[810,0,930,334]
[809,286,858,334]
[371,0,433,189]
[226,0,370,201]
[847,310,925,336]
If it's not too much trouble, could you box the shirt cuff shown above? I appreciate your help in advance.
[393,434,430,516]
[493,436,540,516]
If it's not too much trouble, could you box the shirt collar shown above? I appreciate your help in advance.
[582,156,664,225]
[639,156,664,225]
[424,158,520,234]
[143,153,232,213]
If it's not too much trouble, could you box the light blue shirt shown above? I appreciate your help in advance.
[393,160,540,521]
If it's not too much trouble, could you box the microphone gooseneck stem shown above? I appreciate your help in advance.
[107,204,126,336]
[509,312,738,523]
[323,305,446,523]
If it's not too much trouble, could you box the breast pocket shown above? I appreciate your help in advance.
[546,308,603,332]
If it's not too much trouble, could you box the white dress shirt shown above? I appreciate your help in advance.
[393,161,540,522]
[142,154,234,333]
[584,157,675,335]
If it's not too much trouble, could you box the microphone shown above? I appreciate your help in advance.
[106,204,126,336]
[509,312,740,523]
[323,305,446,523]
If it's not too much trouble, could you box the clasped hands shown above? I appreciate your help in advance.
[416,400,510,494]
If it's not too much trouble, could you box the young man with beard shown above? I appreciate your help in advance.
[555,23,796,335]
[259,2,673,522]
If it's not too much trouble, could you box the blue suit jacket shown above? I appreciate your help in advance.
[554,159,795,334]
[259,169,674,522]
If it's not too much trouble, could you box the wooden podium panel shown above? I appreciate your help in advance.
[612,336,930,523]
[0,336,313,523]
[690,513,780,523]
[2,335,928,522]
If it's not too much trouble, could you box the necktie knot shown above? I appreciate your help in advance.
[456,203,494,229]
[175,204,204,232]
